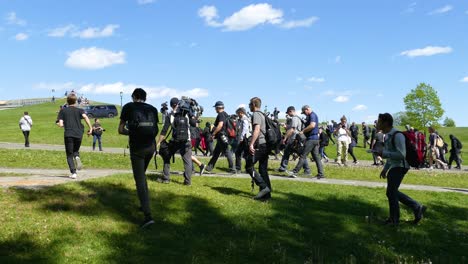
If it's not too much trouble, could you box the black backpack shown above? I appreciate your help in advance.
[256,112,281,150]
[170,113,189,142]
[127,104,159,138]
[392,131,423,168]
[457,138,463,150]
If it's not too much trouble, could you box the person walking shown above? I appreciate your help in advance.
[19,111,33,147]
[448,134,463,170]
[118,88,159,228]
[92,118,104,151]
[234,107,250,172]
[375,113,426,226]
[57,94,93,179]
[334,116,351,166]
[319,127,330,162]
[203,122,214,156]
[246,97,272,201]
[348,137,358,164]
[204,101,235,174]
[350,122,359,145]
[288,105,325,179]
[428,127,448,170]
[362,122,371,148]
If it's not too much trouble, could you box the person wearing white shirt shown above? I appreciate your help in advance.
[19,111,33,147]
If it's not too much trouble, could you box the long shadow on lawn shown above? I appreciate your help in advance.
[9,179,468,263]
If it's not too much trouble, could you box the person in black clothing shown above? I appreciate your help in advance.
[190,121,205,156]
[326,121,335,145]
[118,88,159,228]
[448,134,463,169]
[348,137,358,164]
[350,122,359,145]
[203,122,214,156]
[362,122,370,148]
[204,101,235,173]
[57,94,93,179]
[318,127,329,162]
[246,97,272,201]
[156,97,193,185]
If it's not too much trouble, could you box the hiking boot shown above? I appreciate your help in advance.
[229,169,237,175]
[156,178,170,184]
[413,205,427,224]
[69,173,77,179]
[253,187,271,199]
[317,175,326,179]
[140,217,155,229]
[205,165,213,172]
[199,164,206,176]
[75,156,83,170]
[277,167,286,172]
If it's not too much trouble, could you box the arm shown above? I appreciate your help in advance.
[249,124,260,154]
[156,115,172,146]
[212,121,224,138]
[240,119,249,142]
[82,114,93,135]
[283,127,295,143]
[302,122,316,134]
[57,120,64,128]
[118,119,129,135]
[382,133,406,160]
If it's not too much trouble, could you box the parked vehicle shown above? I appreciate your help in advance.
[82,105,118,118]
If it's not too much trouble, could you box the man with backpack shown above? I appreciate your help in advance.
[350,122,359,145]
[287,105,325,179]
[156,97,193,185]
[204,101,236,174]
[448,134,463,170]
[374,113,426,226]
[118,88,159,228]
[278,106,310,174]
[246,97,272,201]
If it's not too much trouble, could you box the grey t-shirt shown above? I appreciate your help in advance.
[286,115,302,144]
[252,111,266,145]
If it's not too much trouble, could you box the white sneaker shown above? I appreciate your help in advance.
[75,157,82,170]
[254,187,271,199]
[70,173,77,179]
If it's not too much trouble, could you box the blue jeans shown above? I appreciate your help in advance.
[386,167,420,223]
[294,139,324,176]
[93,134,102,151]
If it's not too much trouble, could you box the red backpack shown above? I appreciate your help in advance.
[392,131,424,168]
[225,113,237,139]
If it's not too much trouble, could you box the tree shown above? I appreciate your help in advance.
[443,117,456,127]
[403,83,444,130]
[393,111,411,127]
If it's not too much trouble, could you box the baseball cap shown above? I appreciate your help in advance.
[301,105,310,114]
[213,101,224,108]
[286,106,295,112]
[170,97,179,107]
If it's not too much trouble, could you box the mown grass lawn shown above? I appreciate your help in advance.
[1,149,467,189]
[0,174,467,263]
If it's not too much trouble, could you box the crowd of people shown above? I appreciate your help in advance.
[18,88,463,228]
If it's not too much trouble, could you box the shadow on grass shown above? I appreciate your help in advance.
[7,178,468,263]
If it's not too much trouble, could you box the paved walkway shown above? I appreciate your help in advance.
[1,167,467,195]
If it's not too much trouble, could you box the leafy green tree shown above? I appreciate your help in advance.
[443,117,456,127]
[403,83,444,130]
[393,111,411,127]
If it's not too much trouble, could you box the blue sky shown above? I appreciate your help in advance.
[1,0,467,126]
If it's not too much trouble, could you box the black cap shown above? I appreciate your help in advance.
[213,101,224,108]
[170,97,179,107]
[286,106,295,112]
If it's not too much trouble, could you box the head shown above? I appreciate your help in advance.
[67,94,77,105]
[206,122,211,128]
[449,134,454,140]
[94,118,99,123]
[376,113,393,133]
[236,107,246,118]
[428,126,435,134]
[319,127,323,134]
[170,97,179,110]
[351,122,355,126]
[23,111,28,116]
[249,97,261,112]
[301,105,311,115]
[286,106,295,117]
[362,122,366,126]
[340,115,347,124]
[131,88,147,102]
[213,101,224,113]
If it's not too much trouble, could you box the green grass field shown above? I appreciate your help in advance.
[1,175,467,263]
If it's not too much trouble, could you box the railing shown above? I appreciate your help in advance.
[1,98,54,107]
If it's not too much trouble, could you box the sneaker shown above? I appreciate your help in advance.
[199,164,206,176]
[69,173,77,179]
[156,178,170,184]
[277,168,286,172]
[75,156,82,170]
[353,161,359,165]
[286,170,297,178]
[229,169,237,175]
[205,165,213,172]
[317,175,326,179]
[140,217,155,229]
[254,187,271,199]
[413,205,427,224]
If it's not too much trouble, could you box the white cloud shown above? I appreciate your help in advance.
[352,104,367,111]
[400,46,452,57]
[428,5,453,15]
[137,0,155,5]
[199,4,317,31]
[364,115,378,124]
[73,24,119,39]
[14,33,28,41]
[34,82,77,92]
[65,47,126,70]
[307,77,325,83]
[5,12,26,26]
[48,25,76,37]
[48,24,119,38]
[333,96,349,103]
[403,2,417,14]
[280,17,319,29]
[460,77,468,83]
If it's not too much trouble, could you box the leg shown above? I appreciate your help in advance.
[258,145,271,195]
[207,140,223,170]
[293,140,313,173]
[23,131,30,147]
[72,137,82,159]
[279,144,292,170]
[97,135,102,151]
[64,137,76,173]
[310,140,324,177]
[181,141,193,185]
[336,141,343,163]
[342,142,349,164]
[93,135,97,150]
[130,145,154,218]
[223,141,234,171]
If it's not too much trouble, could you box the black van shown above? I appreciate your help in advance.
[82,105,118,118]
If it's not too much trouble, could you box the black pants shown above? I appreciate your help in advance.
[245,144,271,195]
[64,137,82,173]
[235,140,246,171]
[348,145,357,162]
[326,131,335,144]
[193,137,204,155]
[207,139,234,171]
[162,141,192,185]
[448,150,462,168]
[130,144,155,218]
[205,138,214,156]
[386,167,420,223]
[280,143,309,171]
[22,130,30,147]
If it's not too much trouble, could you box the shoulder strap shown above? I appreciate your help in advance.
[391,131,403,148]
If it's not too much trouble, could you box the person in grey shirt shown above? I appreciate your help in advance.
[374,113,426,226]
[246,97,271,201]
